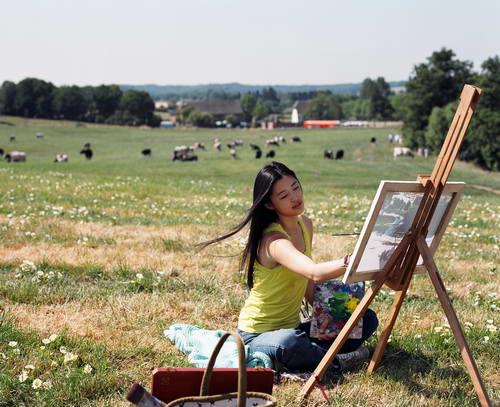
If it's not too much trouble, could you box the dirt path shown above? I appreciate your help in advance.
[469,184,500,196]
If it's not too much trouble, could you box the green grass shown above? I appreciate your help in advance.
[0,116,499,406]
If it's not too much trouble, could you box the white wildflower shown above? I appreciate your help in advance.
[24,364,35,370]
[42,380,52,389]
[63,352,78,364]
[83,364,93,374]
[42,334,58,345]
[32,378,42,389]
[18,370,29,383]
[483,336,490,343]
[59,346,67,354]
[136,273,144,280]
[8,341,18,347]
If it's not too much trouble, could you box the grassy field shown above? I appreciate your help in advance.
[0,116,498,406]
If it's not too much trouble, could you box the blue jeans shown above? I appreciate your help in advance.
[238,309,378,372]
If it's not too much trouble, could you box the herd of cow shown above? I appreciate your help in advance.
[171,135,304,162]
[1,132,428,164]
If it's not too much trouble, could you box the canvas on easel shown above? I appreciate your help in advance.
[298,84,493,407]
[343,181,464,284]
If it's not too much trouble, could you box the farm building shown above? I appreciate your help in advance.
[184,100,243,122]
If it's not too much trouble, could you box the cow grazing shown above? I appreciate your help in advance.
[324,149,334,160]
[370,137,377,144]
[54,154,69,163]
[141,148,152,157]
[336,149,344,160]
[393,147,414,158]
[266,150,275,158]
[172,146,188,161]
[9,135,15,142]
[235,139,244,147]
[172,146,197,161]
[0,148,4,157]
[83,142,91,149]
[255,149,262,159]
[36,132,44,139]
[192,142,206,150]
[278,136,286,144]
[387,134,394,143]
[393,134,403,145]
[5,151,26,162]
[80,148,93,160]
[214,138,222,151]
[230,148,238,159]
[227,141,237,149]
[265,137,280,147]
[417,147,430,158]
[292,136,302,143]
[250,143,261,151]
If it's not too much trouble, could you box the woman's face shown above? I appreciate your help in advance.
[267,175,304,216]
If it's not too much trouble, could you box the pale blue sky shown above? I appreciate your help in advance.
[2,0,499,86]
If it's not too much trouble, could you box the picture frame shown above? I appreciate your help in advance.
[342,181,464,284]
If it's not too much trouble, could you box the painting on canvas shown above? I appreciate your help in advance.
[343,181,464,284]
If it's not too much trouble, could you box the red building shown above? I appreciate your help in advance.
[303,120,340,129]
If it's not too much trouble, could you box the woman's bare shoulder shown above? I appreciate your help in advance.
[258,231,289,267]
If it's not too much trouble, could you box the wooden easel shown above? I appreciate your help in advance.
[299,84,493,406]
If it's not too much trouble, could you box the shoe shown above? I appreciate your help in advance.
[334,347,370,371]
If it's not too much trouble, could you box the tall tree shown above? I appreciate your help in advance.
[359,77,394,119]
[14,78,55,118]
[112,90,157,126]
[425,102,456,151]
[304,93,342,120]
[53,86,88,120]
[253,100,270,120]
[403,48,473,148]
[240,93,257,123]
[92,85,122,120]
[460,56,500,170]
[341,98,371,120]
[0,81,17,115]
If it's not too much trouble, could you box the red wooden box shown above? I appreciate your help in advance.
[151,367,274,404]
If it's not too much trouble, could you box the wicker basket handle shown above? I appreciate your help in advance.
[200,331,247,407]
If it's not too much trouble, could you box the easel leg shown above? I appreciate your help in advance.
[417,237,492,407]
[298,275,385,401]
[367,270,413,373]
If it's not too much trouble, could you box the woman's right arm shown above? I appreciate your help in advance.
[268,237,347,283]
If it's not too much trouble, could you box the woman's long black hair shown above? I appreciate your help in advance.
[198,161,300,288]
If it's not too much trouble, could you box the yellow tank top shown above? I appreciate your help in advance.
[238,216,311,333]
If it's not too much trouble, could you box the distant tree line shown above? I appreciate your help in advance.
[123,82,408,101]
[0,78,161,127]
